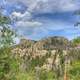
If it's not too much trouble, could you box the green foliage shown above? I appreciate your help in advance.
[0,25,16,48]
[0,47,11,79]
[69,49,80,61]
[0,14,17,80]
[72,37,80,46]
[39,70,55,80]
[0,14,16,48]
[69,61,80,80]
[0,15,10,25]
[31,56,46,69]
[0,47,20,80]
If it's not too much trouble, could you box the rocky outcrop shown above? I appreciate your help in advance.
[34,36,71,50]
[11,36,72,71]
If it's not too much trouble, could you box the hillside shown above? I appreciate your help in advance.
[34,36,71,50]
[14,36,71,50]
[0,36,80,80]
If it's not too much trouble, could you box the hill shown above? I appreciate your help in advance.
[34,36,71,50]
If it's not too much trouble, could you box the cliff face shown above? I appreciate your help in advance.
[10,36,80,75]
[11,36,72,71]
[11,36,71,58]
[16,36,70,49]
[34,36,71,50]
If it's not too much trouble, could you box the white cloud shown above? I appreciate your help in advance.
[16,21,42,28]
[11,11,42,27]
[10,10,43,37]
[11,11,32,21]
[59,0,79,12]
[12,11,31,18]
[12,12,22,17]
[1,0,80,40]
[7,0,80,13]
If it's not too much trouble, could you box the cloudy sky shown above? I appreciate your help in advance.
[0,0,80,40]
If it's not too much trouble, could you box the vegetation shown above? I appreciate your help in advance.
[72,37,80,46]
[0,14,17,80]
[0,13,80,80]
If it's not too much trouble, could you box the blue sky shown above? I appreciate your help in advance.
[0,0,80,40]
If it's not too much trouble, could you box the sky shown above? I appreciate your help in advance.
[0,0,80,40]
